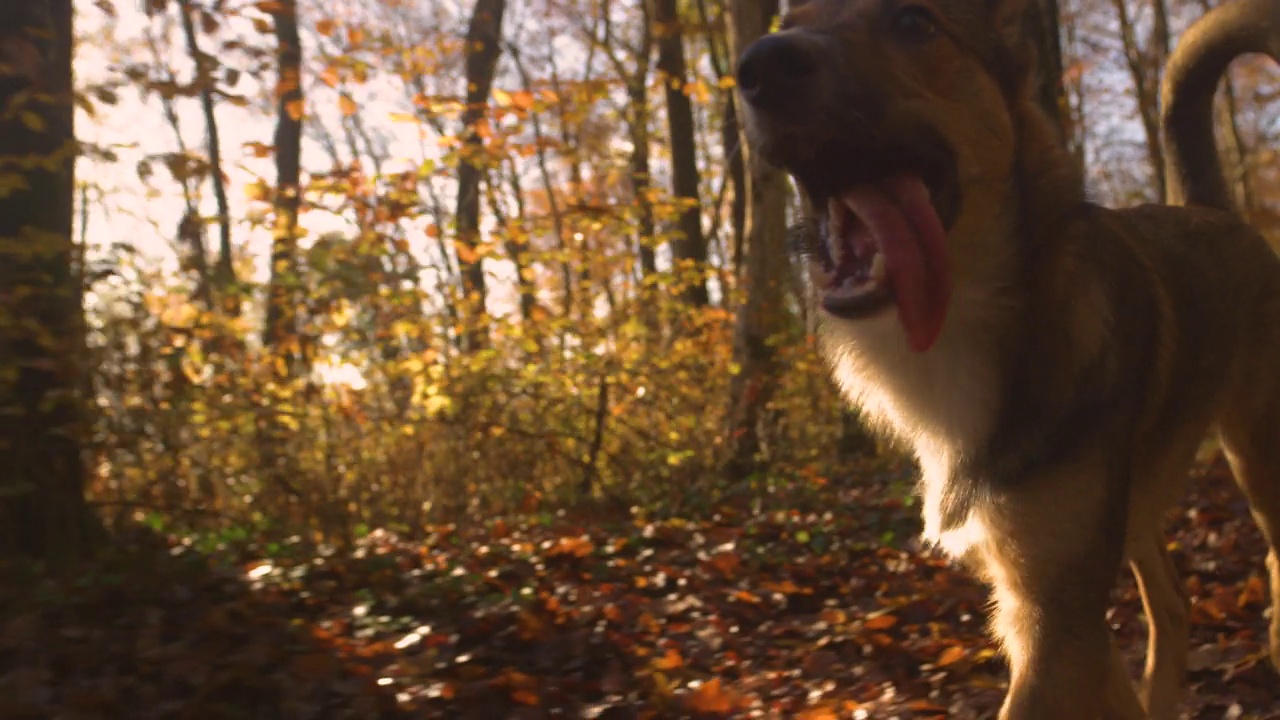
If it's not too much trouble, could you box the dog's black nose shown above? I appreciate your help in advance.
[737,33,820,113]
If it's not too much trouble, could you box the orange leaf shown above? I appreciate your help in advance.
[936,645,967,667]
[687,678,737,714]
[511,689,539,705]
[762,579,805,594]
[339,95,357,116]
[864,613,898,630]
[652,648,684,670]
[511,89,535,111]
[454,241,480,265]
[705,550,739,578]
[548,536,594,558]
[285,98,304,121]
[315,17,336,35]
[320,65,340,88]
[818,608,847,625]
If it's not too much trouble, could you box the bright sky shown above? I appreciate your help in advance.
[78,1,460,285]
[74,0,1274,303]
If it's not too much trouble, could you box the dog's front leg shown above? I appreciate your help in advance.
[972,445,1144,720]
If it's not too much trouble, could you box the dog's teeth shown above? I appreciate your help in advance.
[870,253,886,282]
[827,275,880,301]
[827,198,845,265]
[827,276,857,300]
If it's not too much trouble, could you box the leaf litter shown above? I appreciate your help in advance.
[2,457,1277,718]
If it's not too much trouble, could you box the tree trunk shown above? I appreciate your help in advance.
[0,0,101,564]
[258,0,305,498]
[1216,74,1255,213]
[486,166,537,324]
[723,92,747,278]
[1193,0,1255,214]
[629,84,658,279]
[455,0,506,350]
[722,0,791,482]
[1110,0,1167,200]
[655,0,709,307]
[694,0,747,278]
[177,0,238,310]
[1026,0,1072,143]
[263,0,303,366]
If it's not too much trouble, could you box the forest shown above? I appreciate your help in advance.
[1,0,1279,716]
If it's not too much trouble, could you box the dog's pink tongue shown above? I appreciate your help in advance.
[842,176,951,352]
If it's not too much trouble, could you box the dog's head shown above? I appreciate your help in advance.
[739,0,1045,352]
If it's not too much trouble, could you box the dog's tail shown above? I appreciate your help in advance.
[1161,0,1280,210]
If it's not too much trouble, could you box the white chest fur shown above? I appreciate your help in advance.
[819,283,1008,556]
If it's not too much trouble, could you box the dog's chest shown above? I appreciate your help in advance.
[822,313,1002,557]
[824,312,1000,450]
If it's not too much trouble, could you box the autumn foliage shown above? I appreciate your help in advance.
[1,0,1275,714]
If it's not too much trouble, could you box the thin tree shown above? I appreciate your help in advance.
[176,0,238,309]
[722,0,790,481]
[655,0,710,306]
[1028,0,1076,146]
[257,0,306,499]
[455,0,507,350]
[263,0,304,367]
[1108,0,1170,199]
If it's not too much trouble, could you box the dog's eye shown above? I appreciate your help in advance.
[891,5,938,42]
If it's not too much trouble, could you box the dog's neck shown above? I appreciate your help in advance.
[818,94,1087,550]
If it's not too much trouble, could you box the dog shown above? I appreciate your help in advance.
[736,0,1280,717]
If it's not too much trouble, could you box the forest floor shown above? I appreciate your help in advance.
[2,456,1278,719]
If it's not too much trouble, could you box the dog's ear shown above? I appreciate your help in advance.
[985,0,1031,43]
[982,0,1039,97]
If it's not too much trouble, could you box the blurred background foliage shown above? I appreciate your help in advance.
[65,0,1280,549]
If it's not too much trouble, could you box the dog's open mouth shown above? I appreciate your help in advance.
[809,167,956,353]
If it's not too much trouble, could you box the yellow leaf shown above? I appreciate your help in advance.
[20,112,45,132]
[244,179,271,202]
[492,88,512,107]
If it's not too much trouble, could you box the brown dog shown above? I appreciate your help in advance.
[736,0,1280,718]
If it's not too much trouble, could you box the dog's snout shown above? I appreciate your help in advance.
[737,33,820,113]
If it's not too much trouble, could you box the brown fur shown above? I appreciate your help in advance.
[736,0,1280,718]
